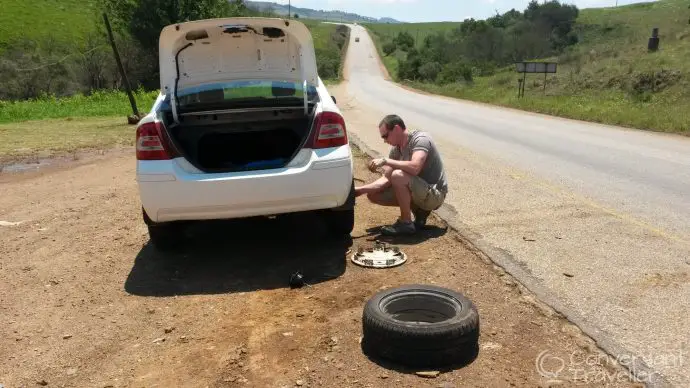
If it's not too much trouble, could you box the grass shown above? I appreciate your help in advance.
[0,117,133,163]
[363,22,462,50]
[405,79,690,133]
[0,0,101,50]
[365,0,690,135]
[0,89,159,124]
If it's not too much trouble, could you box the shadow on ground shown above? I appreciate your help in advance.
[124,212,352,297]
[362,224,448,245]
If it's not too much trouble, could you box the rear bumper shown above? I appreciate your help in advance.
[136,146,353,223]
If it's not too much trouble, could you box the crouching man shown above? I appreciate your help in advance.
[354,114,448,236]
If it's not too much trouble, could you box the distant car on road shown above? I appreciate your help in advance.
[355,37,360,42]
[135,17,355,251]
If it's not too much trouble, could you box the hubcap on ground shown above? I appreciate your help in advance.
[351,241,407,268]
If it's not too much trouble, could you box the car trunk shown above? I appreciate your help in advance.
[166,107,315,173]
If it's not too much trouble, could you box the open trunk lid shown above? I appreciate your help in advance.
[159,17,318,91]
[159,17,319,120]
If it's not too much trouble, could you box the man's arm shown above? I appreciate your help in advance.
[381,149,427,176]
[356,147,400,196]
[354,174,391,196]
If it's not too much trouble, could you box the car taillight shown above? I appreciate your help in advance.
[136,121,177,160]
[310,111,348,149]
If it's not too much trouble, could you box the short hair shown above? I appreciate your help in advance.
[379,114,406,131]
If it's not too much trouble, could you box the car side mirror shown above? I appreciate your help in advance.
[331,96,337,104]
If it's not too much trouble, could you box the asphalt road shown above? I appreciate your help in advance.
[335,24,690,387]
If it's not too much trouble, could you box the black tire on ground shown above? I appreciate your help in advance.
[361,284,480,368]
[142,207,185,252]
[323,208,355,236]
[147,223,184,252]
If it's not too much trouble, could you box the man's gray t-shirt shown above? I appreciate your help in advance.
[388,130,448,194]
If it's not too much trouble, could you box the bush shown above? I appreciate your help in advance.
[629,69,682,97]
[418,61,442,82]
[397,49,422,80]
[316,47,341,79]
[437,62,474,84]
[0,37,82,100]
[382,42,397,56]
[394,31,415,51]
[333,25,350,49]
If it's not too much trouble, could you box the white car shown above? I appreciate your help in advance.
[135,17,355,250]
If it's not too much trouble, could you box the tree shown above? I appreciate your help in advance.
[394,31,415,51]
[418,61,442,82]
[104,0,247,88]
[382,42,396,56]
[437,62,473,84]
[397,48,422,80]
[105,0,247,52]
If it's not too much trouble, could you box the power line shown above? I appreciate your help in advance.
[16,45,107,72]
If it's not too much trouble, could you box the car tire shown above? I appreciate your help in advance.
[361,284,480,368]
[323,208,355,237]
[147,223,185,252]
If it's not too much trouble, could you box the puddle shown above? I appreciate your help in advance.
[0,147,129,178]
[1,159,55,173]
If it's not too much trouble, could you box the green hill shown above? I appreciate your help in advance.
[0,0,349,105]
[366,0,690,134]
[0,0,101,50]
[362,22,462,77]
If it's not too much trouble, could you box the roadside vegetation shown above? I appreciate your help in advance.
[0,0,349,124]
[0,89,159,124]
[365,0,690,134]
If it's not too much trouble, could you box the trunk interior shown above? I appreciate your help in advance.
[165,107,315,173]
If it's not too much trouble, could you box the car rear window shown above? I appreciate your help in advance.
[176,80,319,107]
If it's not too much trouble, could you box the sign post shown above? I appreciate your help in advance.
[515,61,557,98]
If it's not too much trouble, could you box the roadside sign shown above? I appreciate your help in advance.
[516,61,557,74]
[515,61,558,97]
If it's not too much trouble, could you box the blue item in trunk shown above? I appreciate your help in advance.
[243,158,286,169]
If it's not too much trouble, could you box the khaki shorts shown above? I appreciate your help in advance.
[378,175,446,211]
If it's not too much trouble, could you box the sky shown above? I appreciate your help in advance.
[271,0,655,22]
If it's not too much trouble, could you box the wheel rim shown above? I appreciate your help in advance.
[378,290,462,324]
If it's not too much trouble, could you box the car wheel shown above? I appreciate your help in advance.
[147,223,184,252]
[361,284,480,368]
[323,208,355,236]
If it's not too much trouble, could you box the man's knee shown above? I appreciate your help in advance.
[390,169,410,186]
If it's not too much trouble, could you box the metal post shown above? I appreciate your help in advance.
[544,71,547,93]
[522,72,527,97]
[288,0,291,19]
[103,13,139,117]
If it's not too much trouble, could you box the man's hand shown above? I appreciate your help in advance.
[354,186,366,197]
[368,158,387,172]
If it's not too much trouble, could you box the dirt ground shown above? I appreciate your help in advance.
[0,146,641,388]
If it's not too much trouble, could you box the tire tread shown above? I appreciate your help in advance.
[361,284,480,367]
